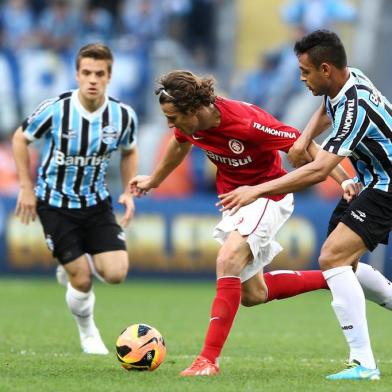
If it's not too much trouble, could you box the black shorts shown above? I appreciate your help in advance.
[37,198,126,264]
[327,189,392,251]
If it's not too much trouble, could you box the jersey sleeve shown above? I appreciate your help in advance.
[174,128,189,143]
[250,106,300,152]
[119,105,138,150]
[22,98,54,141]
[322,95,367,156]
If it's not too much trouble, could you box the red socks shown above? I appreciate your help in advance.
[199,271,327,362]
[200,277,241,363]
[264,270,328,301]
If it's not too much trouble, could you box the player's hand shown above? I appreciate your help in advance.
[216,186,259,215]
[343,182,362,203]
[129,175,155,198]
[118,192,135,228]
[15,187,37,225]
[287,139,312,168]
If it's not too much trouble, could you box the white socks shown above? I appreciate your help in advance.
[356,262,392,310]
[323,266,376,369]
[66,283,97,339]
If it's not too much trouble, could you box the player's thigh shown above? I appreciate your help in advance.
[37,201,86,264]
[216,230,253,277]
[319,222,368,270]
[93,250,129,283]
[241,272,268,306]
[84,204,127,258]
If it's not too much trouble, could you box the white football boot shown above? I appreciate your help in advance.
[80,328,109,355]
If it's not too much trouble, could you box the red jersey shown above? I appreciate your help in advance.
[174,97,300,201]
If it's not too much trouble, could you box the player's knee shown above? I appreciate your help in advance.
[101,263,128,284]
[241,295,264,307]
[216,252,242,276]
[69,274,92,292]
[318,247,339,270]
[241,289,268,307]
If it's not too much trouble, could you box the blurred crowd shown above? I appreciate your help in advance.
[0,0,358,200]
[0,0,217,63]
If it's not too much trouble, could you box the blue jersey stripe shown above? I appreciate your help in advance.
[22,90,138,209]
[323,68,392,191]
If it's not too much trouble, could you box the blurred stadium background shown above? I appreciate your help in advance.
[1,0,392,280]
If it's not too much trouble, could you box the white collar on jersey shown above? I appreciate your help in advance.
[71,89,109,120]
[329,71,355,107]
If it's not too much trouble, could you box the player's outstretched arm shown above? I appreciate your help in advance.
[288,102,331,167]
[217,149,344,214]
[307,141,361,202]
[129,136,192,197]
[12,127,37,224]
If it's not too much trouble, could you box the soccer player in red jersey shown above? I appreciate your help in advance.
[130,70,392,376]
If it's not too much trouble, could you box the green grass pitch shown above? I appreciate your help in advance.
[0,277,391,392]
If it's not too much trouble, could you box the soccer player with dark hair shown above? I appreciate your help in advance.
[130,69,392,377]
[12,43,138,355]
[218,30,392,380]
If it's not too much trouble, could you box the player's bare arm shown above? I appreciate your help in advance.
[118,147,138,228]
[12,126,37,224]
[130,137,192,197]
[218,149,344,214]
[288,102,331,167]
[307,141,361,202]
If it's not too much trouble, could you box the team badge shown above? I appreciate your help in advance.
[102,125,119,144]
[228,139,244,154]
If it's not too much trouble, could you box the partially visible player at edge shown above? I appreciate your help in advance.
[12,43,138,355]
[218,30,392,380]
[130,70,392,376]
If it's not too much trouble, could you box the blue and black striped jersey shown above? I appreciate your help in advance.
[22,89,138,208]
[322,67,392,192]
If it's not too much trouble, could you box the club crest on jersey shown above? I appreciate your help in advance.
[102,125,119,144]
[228,139,244,154]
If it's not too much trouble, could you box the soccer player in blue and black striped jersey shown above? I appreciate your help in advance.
[217,30,392,380]
[12,43,138,355]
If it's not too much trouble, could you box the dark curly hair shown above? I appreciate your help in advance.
[294,30,347,69]
[155,70,216,114]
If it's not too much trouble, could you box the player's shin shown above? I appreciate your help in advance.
[200,276,241,363]
[356,262,392,310]
[323,266,376,369]
[264,270,328,302]
[65,283,97,337]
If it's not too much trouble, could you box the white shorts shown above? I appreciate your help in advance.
[213,194,294,283]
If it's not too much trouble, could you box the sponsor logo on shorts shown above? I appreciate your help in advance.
[228,139,244,154]
[356,210,366,218]
[117,232,126,241]
[351,210,365,222]
[235,217,244,225]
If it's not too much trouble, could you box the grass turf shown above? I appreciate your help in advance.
[0,277,391,392]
